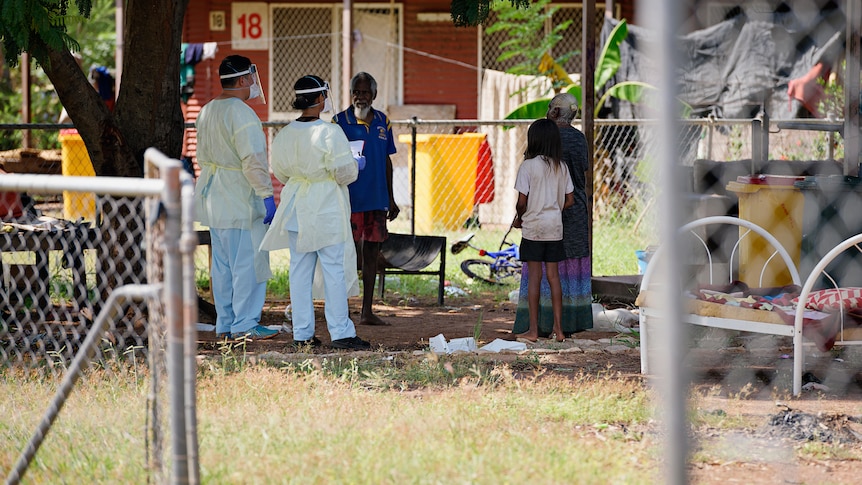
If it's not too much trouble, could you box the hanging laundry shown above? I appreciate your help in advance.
[180,43,205,103]
[202,42,218,61]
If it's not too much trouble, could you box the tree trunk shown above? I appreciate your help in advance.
[42,48,138,177]
[36,0,189,177]
[114,0,189,166]
[34,1,190,308]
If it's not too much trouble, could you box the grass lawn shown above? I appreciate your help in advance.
[2,357,657,484]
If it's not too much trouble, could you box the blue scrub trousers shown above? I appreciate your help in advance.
[210,228,267,334]
[287,230,356,342]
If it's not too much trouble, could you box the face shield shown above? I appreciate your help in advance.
[295,81,332,113]
[220,64,266,105]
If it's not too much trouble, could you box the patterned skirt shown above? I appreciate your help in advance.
[512,256,593,337]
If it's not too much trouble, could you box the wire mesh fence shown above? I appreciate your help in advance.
[0,151,199,484]
[2,117,849,284]
[2,110,862,480]
[1,193,149,368]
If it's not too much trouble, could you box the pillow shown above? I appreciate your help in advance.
[800,288,862,312]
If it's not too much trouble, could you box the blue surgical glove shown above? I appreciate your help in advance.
[355,155,366,171]
[263,196,276,225]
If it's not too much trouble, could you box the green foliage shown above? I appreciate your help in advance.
[0,0,91,66]
[450,0,530,27]
[817,60,845,119]
[0,0,115,150]
[728,124,744,160]
[0,78,63,149]
[485,0,576,93]
[66,0,115,69]
[504,19,642,120]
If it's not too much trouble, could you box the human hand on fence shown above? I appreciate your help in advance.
[263,196,276,225]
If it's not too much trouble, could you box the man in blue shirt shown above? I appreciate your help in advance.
[333,72,399,326]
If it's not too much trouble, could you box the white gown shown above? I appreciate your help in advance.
[260,119,360,297]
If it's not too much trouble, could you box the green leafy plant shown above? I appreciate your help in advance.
[817,61,845,119]
[504,19,652,120]
[450,0,530,27]
[484,0,577,94]
[728,124,745,160]
[0,0,116,150]
[0,1,86,65]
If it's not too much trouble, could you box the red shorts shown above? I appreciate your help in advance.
[351,211,388,242]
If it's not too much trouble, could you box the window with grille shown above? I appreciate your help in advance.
[481,3,613,76]
[553,5,609,74]
[270,3,402,120]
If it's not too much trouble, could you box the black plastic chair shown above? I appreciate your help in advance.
[377,233,447,305]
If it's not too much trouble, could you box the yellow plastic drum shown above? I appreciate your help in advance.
[726,176,804,287]
[398,133,485,234]
[59,129,96,221]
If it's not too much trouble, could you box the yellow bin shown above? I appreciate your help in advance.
[398,133,485,234]
[58,129,96,221]
[726,176,804,287]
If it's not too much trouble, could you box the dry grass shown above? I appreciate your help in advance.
[2,359,658,484]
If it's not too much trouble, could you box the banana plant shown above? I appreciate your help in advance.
[504,19,652,119]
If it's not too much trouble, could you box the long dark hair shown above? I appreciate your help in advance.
[524,118,562,170]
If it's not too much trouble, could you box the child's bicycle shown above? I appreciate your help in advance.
[450,224,521,285]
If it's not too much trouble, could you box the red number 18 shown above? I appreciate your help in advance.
[238,13,262,39]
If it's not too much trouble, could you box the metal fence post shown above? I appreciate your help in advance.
[180,171,201,485]
[706,114,715,160]
[166,166,188,485]
[410,116,419,234]
[751,116,762,173]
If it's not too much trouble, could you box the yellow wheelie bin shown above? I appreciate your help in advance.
[726,175,805,287]
[58,129,96,221]
[398,133,486,234]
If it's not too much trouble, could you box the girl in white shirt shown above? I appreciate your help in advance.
[513,119,575,342]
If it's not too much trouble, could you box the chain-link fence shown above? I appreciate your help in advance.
[266,117,845,278]
[1,109,860,480]
[0,149,199,483]
[3,118,847,283]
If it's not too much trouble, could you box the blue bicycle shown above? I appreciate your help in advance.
[451,224,521,285]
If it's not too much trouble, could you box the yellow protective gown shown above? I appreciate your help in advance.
[194,97,274,282]
[260,119,359,297]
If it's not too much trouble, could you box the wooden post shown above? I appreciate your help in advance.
[21,52,31,149]
[583,0,596,270]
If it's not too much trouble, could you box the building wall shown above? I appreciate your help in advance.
[181,0,638,128]
[402,1,479,118]
[182,0,275,123]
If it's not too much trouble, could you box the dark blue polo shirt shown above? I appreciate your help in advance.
[332,107,397,213]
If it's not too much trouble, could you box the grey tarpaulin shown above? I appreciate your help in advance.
[601,3,847,120]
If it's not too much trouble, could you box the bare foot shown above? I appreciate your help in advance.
[359,313,391,326]
[514,332,538,343]
[552,329,565,342]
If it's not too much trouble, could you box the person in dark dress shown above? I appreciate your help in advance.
[513,93,594,337]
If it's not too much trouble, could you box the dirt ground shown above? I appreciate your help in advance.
[196,292,862,484]
[197,292,641,361]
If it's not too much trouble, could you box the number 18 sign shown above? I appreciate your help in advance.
[231,2,269,50]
